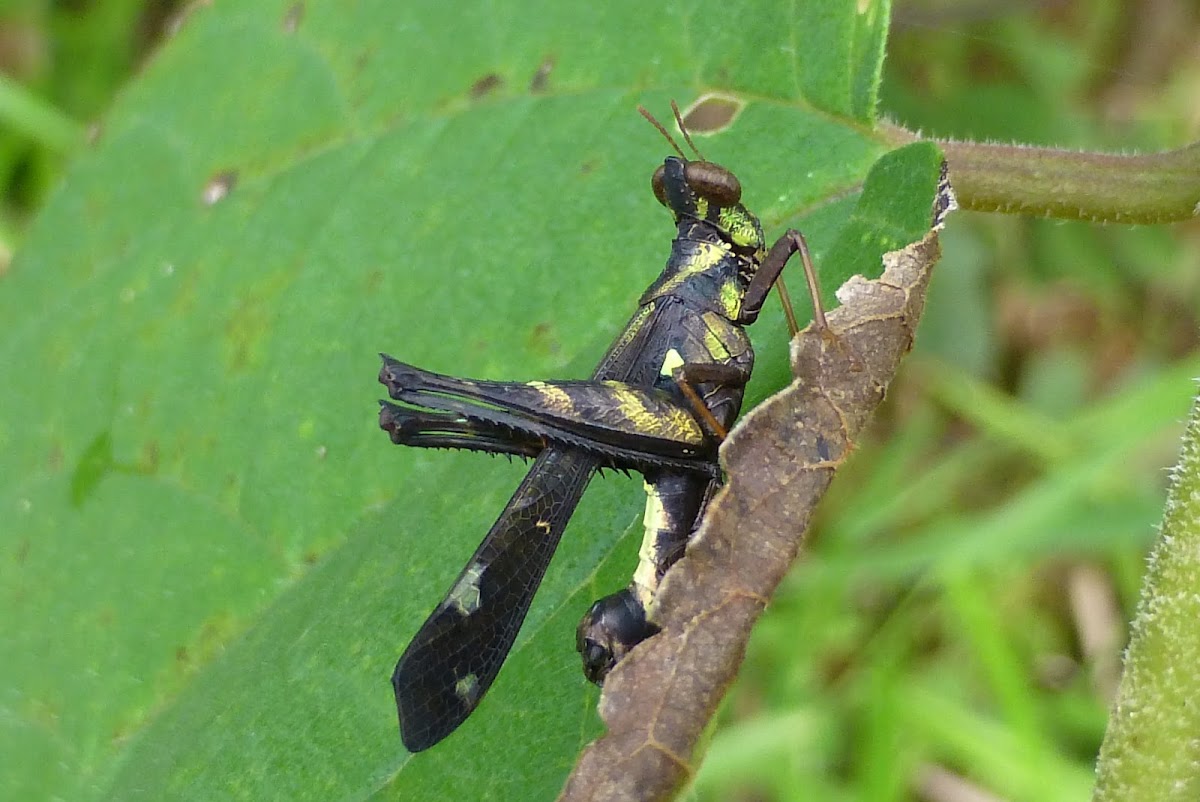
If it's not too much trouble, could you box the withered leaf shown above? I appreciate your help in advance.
[559,186,951,802]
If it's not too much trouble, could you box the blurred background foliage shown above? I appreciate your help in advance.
[0,1,1196,800]
[0,1,180,247]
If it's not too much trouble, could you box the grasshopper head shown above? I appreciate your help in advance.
[651,156,765,255]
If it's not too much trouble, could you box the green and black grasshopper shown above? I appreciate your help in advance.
[377,103,824,752]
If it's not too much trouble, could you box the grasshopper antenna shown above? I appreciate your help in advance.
[637,101,708,162]
[638,105,687,160]
[669,100,705,161]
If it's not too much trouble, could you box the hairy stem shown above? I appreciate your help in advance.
[1092,394,1200,801]
[883,124,1200,224]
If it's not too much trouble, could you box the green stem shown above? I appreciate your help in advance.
[882,124,1200,224]
[0,72,84,153]
[1092,394,1200,801]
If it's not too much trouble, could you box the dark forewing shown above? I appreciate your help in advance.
[391,298,682,751]
[393,447,595,751]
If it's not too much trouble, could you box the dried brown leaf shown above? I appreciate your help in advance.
[558,224,946,802]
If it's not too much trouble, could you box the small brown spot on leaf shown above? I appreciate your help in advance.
[282,2,304,33]
[202,170,237,205]
[470,73,503,99]
[222,288,273,371]
[140,440,160,473]
[527,322,560,357]
[680,94,743,134]
[365,268,384,292]
[529,57,554,93]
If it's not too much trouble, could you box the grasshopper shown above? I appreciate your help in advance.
[378,103,823,751]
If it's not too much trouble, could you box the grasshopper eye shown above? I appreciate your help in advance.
[684,161,741,206]
[651,164,669,207]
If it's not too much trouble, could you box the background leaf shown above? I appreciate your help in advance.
[0,1,927,800]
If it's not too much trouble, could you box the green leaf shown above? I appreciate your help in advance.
[0,1,942,799]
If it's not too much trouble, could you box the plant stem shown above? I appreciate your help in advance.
[882,124,1200,224]
[1092,394,1200,801]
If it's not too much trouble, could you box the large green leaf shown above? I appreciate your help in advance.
[0,1,941,799]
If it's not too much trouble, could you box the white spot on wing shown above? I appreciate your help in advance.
[455,673,481,708]
[446,562,484,615]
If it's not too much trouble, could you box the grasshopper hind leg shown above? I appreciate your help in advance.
[577,590,659,684]
[575,471,714,684]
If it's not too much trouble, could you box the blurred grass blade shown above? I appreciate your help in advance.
[0,72,84,152]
